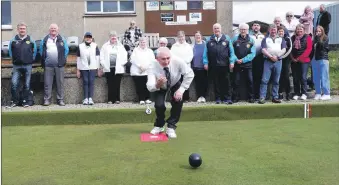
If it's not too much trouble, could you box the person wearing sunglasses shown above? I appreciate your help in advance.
[282,11,299,37]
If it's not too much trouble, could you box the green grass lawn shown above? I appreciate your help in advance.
[2,118,339,185]
[329,51,339,91]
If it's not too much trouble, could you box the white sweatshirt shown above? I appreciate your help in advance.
[77,42,100,70]
[130,47,156,76]
[170,42,193,67]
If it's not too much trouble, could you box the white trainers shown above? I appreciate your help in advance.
[83,98,89,105]
[197,97,202,103]
[300,94,307,100]
[166,128,177,138]
[145,99,152,104]
[140,101,145,105]
[150,127,165,135]
[320,95,331,100]
[88,98,94,105]
[293,95,299,100]
[200,97,206,103]
[314,94,321,100]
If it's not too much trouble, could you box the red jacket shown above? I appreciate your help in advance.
[291,35,312,63]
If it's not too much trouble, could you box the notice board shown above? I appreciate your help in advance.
[144,1,217,36]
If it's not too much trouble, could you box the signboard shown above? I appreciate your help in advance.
[203,1,215,10]
[165,21,198,25]
[146,1,160,11]
[177,15,186,23]
[174,1,187,10]
[160,1,174,10]
[189,12,202,22]
[161,13,174,22]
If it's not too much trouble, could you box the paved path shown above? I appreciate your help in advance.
[2,96,339,112]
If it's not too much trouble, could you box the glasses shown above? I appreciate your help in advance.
[286,15,293,17]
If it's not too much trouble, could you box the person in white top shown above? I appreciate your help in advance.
[282,11,299,37]
[130,37,155,105]
[170,31,193,102]
[147,47,194,138]
[76,32,100,105]
[99,31,128,104]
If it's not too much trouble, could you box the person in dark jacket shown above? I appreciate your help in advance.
[231,23,256,103]
[7,22,37,108]
[206,23,237,104]
[290,24,312,101]
[311,26,331,100]
[278,26,292,101]
[315,4,331,35]
[40,23,69,106]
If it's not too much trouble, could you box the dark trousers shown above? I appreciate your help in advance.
[132,75,150,101]
[193,69,208,98]
[252,54,264,99]
[154,82,183,130]
[11,64,32,103]
[291,62,309,96]
[279,58,291,95]
[210,66,232,100]
[180,75,190,101]
[105,68,122,102]
[44,66,64,101]
[80,70,96,99]
[232,67,254,101]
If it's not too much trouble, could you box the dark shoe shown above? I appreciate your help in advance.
[215,99,221,104]
[285,96,290,101]
[58,100,66,106]
[224,99,233,105]
[43,100,50,106]
[22,100,29,108]
[6,101,17,108]
[278,93,283,100]
[272,98,281,103]
[248,99,255,103]
[258,98,265,104]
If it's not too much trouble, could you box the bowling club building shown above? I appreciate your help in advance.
[1,1,233,47]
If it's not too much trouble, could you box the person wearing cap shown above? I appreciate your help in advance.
[99,31,128,104]
[76,32,100,105]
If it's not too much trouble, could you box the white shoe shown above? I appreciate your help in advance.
[300,94,307,100]
[150,127,165,135]
[88,98,94,105]
[166,128,177,138]
[201,97,206,103]
[83,98,89,105]
[145,99,152,104]
[314,94,321,100]
[292,95,299,100]
[320,95,331,100]
[197,97,202,103]
[140,101,145,105]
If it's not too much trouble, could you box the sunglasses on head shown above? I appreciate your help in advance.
[286,15,293,17]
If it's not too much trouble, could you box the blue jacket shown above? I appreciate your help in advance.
[206,34,237,67]
[231,34,256,68]
[9,35,37,65]
[40,34,69,67]
[192,40,208,68]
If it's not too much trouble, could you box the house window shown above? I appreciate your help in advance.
[86,0,135,14]
[1,0,12,29]
[188,1,201,10]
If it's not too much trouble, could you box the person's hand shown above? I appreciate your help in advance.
[173,90,183,102]
[237,59,243,64]
[156,76,167,88]
[98,69,103,77]
[272,56,278,62]
[204,65,208,71]
[229,63,234,70]
[76,70,81,79]
[140,66,145,72]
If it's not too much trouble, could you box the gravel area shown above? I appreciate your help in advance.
[2,96,339,112]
